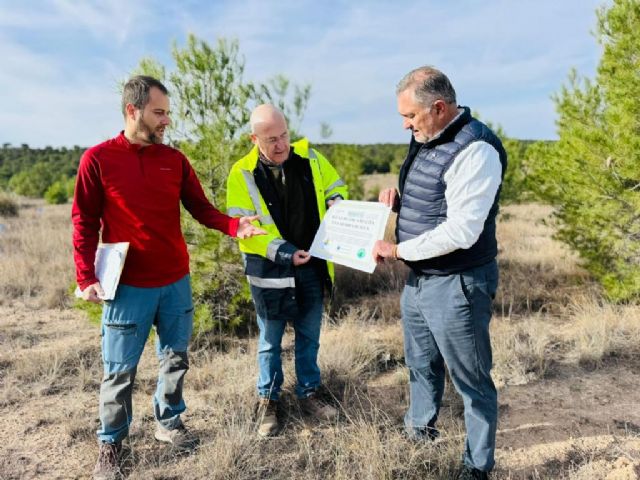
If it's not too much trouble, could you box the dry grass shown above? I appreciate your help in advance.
[562,300,640,367]
[495,203,597,317]
[360,173,397,202]
[1,192,640,479]
[0,198,73,308]
[491,301,640,388]
[496,435,640,479]
[490,205,640,388]
[0,191,19,217]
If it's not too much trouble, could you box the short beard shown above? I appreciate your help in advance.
[135,115,163,145]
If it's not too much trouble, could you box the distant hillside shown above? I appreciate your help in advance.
[0,144,84,193]
[317,143,408,174]
[0,139,539,204]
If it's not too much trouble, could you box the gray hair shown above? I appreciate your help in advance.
[121,75,168,116]
[396,66,457,107]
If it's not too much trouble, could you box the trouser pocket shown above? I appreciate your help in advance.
[102,319,141,364]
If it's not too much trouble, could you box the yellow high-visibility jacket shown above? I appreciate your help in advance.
[226,138,348,289]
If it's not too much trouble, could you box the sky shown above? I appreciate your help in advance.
[0,0,605,148]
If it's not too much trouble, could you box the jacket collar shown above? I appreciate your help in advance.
[423,106,472,148]
[115,131,160,153]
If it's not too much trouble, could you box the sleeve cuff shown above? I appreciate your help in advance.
[396,242,410,261]
[275,242,298,265]
[229,216,240,237]
[78,277,99,291]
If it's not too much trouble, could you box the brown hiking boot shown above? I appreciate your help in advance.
[154,421,199,452]
[92,442,122,480]
[257,398,280,437]
[299,394,338,421]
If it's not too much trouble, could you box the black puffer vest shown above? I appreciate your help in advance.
[396,107,507,275]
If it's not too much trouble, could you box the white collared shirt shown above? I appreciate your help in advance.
[396,138,503,262]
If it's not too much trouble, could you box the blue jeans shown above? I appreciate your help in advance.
[97,275,194,444]
[401,261,499,472]
[253,265,324,400]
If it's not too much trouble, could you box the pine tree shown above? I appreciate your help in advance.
[527,0,640,301]
[133,36,318,332]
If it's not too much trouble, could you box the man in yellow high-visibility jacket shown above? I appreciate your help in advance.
[226,104,348,437]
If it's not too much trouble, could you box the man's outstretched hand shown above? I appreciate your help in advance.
[237,215,267,239]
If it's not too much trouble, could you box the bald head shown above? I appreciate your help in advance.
[250,104,287,134]
[250,104,291,164]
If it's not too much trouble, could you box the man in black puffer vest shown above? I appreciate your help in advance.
[373,66,506,480]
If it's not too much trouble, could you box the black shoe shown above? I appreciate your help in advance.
[457,465,489,480]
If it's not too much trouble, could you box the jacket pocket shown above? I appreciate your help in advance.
[250,285,299,321]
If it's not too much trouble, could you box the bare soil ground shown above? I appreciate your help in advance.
[1,305,638,479]
[0,196,639,479]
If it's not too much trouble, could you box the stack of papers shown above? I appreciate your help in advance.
[75,242,129,300]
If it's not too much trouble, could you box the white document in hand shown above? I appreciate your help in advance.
[76,242,129,300]
[309,200,391,273]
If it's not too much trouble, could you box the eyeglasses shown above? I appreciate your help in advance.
[259,131,290,145]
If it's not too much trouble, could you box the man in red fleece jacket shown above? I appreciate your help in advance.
[73,75,264,480]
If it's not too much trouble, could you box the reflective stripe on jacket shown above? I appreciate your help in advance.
[226,138,348,288]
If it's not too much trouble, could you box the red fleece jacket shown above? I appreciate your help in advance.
[72,132,239,289]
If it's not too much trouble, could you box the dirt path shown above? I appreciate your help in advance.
[497,362,640,478]
[365,360,640,479]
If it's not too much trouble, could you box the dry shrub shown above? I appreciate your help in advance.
[496,204,598,317]
[0,200,73,307]
[327,408,463,480]
[331,262,407,321]
[10,342,101,394]
[497,434,640,479]
[0,307,101,410]
[187,343,255,397]
[561,299,640,368]
[492,296,640,387]
[318,316,403,382]
[165,426,265,480]
[492,315,561,387]
[570,454,640,480]
[0,191,19,217]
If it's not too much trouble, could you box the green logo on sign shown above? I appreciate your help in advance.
[357,248,366,259]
